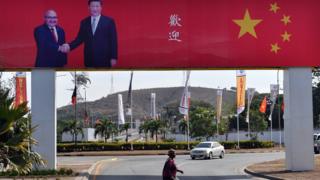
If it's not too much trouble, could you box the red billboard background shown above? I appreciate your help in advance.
[0,0,319,69]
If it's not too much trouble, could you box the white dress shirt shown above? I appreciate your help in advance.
[91,15,101,35]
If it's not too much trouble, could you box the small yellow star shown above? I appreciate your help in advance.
[233,9,263,39]
[270,2,280,13]
[281,31,292,42]
[281,15,292,26]
[271,43,281,54]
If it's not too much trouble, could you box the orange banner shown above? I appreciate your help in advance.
[15,72,27,107]
[236,70,246,114]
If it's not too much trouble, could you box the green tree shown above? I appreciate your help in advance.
[178,119,188,141]
[189,107,215,140]
[218,116,231,140]
[139,121,150,142]
[110,123,118,142]
[62,120,84,144]
[248,110,268,140]
[120,123,130,143]
[0,89,44,174]
[94,119,114,142]
[148,119,162,143]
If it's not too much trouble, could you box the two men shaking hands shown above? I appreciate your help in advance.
[34,0,118,68]
[58,44,70,53]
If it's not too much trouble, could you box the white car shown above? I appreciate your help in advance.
[190,141,225,160]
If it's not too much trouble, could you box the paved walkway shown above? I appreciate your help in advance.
[246,155,320,180]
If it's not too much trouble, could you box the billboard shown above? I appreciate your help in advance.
[0,0,319,70]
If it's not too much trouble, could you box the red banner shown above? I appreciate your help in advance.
[0,0,319,69]
[15,73,27,107]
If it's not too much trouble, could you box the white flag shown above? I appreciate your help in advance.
[179,71,191,115]
[268,84,279,121]
[118,94,125,125]
[246,88,255,123]
[151,93,156,119]
[216,89,223,124]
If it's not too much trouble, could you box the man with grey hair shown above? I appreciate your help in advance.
[34,10,67,67]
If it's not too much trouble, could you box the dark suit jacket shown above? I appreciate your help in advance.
[69,15,118,67]
[34,24,67,67]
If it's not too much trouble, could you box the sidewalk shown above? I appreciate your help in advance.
[245,155,320,180]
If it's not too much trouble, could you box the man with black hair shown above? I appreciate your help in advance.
[61,0,118,68]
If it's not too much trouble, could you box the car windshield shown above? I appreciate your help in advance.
[196,143,211,148]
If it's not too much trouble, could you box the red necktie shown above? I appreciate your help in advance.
[50,28,58,43]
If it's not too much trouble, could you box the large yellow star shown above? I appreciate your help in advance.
[270,2,280,13]
[281,15,292,26]
[281,31,292,42]
[233,9,263,39]
[271,43,281,54]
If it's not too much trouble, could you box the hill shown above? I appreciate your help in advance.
[57,87,237,122]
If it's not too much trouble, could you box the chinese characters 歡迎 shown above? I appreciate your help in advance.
[168,14,182,42]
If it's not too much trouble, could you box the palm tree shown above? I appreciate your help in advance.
[62,120,84,145]
[0,89,44,174]
[110,123,118,142]
[94,119,113,142]
[148,120,161,143]
[179,119,188,141]
[120,123,130,143]
[139,121,150,142]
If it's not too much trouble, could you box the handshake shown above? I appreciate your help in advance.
[58,44,70,53]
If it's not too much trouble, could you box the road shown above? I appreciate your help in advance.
[73,152,283,180]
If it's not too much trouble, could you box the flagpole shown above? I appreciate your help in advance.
[270,115,273,143]
[130,72,134,129]
[277,70,282,148]
[74,72,77,145]
[187,114,190,150]
[247,95,250,139]
[237,113,240,149]
[84,87,87,128]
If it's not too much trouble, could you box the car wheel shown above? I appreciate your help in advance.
[209,152,213,159]
[219,151,224,159]
[191,156,195,160]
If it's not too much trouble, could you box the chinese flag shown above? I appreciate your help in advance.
[71,86,77,106]
[259,96,267,113]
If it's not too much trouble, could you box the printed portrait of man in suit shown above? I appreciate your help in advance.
[34,10,67,67]
[61,0,118,68]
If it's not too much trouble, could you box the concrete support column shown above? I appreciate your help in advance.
[31,70,56,169]
[284,68,314,171]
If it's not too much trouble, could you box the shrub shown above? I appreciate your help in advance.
[57,140,273,152]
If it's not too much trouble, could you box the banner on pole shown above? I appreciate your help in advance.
[269,84,279,121]
[118,94,125,125]
[216,89,223,124]
[236,70,246,115]
[179,71,191,115]
[15,72,27,107]
[246,88,255,123]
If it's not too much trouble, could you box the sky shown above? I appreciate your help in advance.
[1,70,283,108]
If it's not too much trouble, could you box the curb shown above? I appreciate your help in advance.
[58,152,190,157]
[244,168,284,180]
